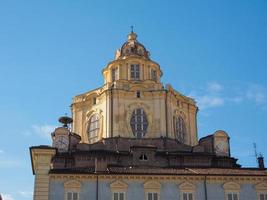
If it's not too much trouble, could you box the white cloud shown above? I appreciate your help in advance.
[31,124,57,139]
[190,82,267,111]
[246,84,267,105]
[18,191,33,198]
[227,96,243,103]
[0,159,23,168]
[207,82,223,93]
[189,82,225,110]
[196,95,224,109]
[1,194,15,200]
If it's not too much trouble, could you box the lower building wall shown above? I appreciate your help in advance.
[49,179,259,200]
[240,184,257,200]
[49,181,64,200]
[205,183,225,200]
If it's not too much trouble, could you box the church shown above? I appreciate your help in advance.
[30,31,267,200]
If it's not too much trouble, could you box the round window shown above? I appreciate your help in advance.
[130,108,148,138]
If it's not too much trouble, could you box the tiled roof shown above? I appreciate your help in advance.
[50,167,267,176]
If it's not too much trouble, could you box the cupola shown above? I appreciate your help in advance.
[115,31,150,60]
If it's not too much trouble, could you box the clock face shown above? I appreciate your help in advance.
[215,140,228,155]
[215,141,226,152]
[54,135,69,151]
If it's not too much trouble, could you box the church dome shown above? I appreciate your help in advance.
[115,31,150,60]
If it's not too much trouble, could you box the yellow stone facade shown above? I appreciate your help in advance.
[30,31,267,200]
[30,147,56,200]
[71,31,198,146]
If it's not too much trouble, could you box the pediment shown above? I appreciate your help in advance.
[179,182,196,191]
[64,180,81,189]
[110,180,128,189]
[255,182,267,191]
[223,182,240,191]
[144,181,161,189]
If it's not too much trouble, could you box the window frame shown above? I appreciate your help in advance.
[181,192,194,200]
[144,181,161,200]
[130,108,148,138]
[151,69,157,81]
[256,182,267,200]
[223,182,240,200]
[146,192,159,200]
[110,180,128,200]
[259,193,267,200]
[225,192,239,200]
[64,180,81,200]
[87,114,100,143]
[130,64,140,80]
[174,116,186,143]
[179,182,196,200]
[112,67,119,82]
[66,191,79,200]
[112,192,125,200]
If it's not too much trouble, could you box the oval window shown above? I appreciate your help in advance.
[130,108,148,138]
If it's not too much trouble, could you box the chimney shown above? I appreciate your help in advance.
[258,155,265,169]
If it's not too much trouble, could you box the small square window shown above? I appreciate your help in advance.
[66,192,79,200]
[182,192,193,200]
[259,194,267,200]
[113,192,125,200]
[147,192,158,200]
[226,193,239,200]
[136,91,141,98]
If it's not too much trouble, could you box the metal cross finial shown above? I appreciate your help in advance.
[131,25,134,33]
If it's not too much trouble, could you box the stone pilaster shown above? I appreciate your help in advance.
[30,147,56,200]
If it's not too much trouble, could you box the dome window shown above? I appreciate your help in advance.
[130,108,148,138]
[139,154,148,161]
[112,67,119,82]
[174,116,186,143]
[151,69,157,81]
[87,114,100,143]
[130,64,140,80]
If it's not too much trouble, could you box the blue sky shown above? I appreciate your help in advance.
[0,1,267,199]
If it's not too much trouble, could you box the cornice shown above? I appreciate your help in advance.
[49,174,267,184]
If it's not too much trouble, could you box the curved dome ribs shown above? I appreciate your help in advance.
[116,31,150,60]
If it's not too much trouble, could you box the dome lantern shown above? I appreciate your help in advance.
[115,31,150,60]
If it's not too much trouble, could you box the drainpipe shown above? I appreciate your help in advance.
[96,174,99,200]
[185,168,208,200]
[204,176,208,200]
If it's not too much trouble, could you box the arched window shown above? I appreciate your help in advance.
[130,108,148,138]
[87,114,100,143]
[174,116,186,143]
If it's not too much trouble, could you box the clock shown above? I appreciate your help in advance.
[213,130,230,157]
[51,116,74,152]
[215,141,227,153]
[51,127,70,152]
[54,135,69,151]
